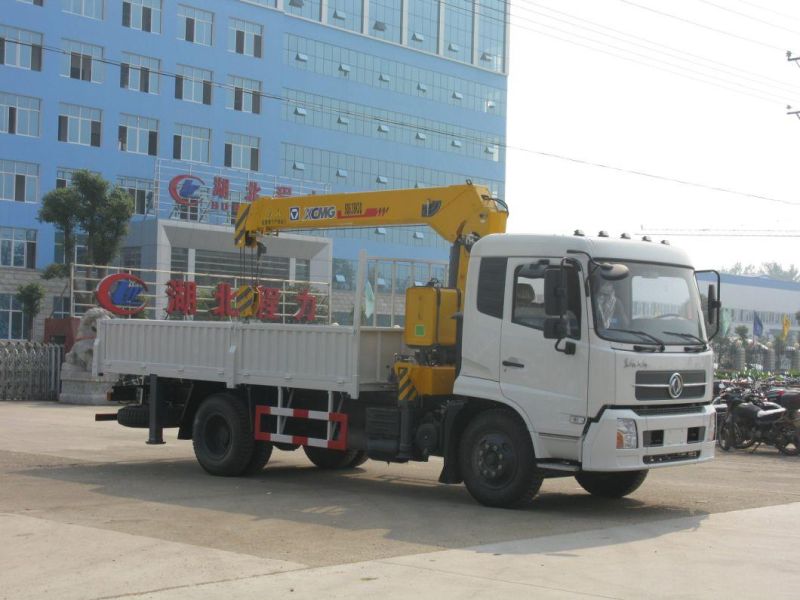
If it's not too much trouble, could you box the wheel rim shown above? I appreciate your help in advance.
[204,414,232,459]
[471,432,517,489]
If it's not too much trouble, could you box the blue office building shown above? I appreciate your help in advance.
[1,0,508,339]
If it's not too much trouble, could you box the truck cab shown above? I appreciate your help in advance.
[457,234,717,475]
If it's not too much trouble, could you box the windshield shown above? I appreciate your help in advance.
[590,261,705,345]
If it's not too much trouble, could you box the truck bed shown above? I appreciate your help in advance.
[93,319,404,398]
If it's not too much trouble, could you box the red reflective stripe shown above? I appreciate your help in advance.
[293,436,309,446]
[293,408,309,419]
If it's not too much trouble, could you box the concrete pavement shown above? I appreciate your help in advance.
[1,402,799,599]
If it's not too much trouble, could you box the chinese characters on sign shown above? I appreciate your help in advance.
[165,279,317,323]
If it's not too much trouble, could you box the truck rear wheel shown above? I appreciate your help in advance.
[192,394,255,477]
[459,409,543,508]
[575,470,648,498]
[304,446,363,469]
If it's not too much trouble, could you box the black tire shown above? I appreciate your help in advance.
[243,441,274,474]
[192,394,255,476]
[575,470,648,499]
[347,450,369,468]
[117,404,182,429]
[458,409,543,508]
[775,425,800,457]
[303,446,362,469]
[718,422,734,451]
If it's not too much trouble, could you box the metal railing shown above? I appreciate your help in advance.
[0,341,63,401]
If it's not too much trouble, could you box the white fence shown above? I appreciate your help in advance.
[0,341,63,401]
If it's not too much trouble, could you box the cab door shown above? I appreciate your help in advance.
[499,258,589,455]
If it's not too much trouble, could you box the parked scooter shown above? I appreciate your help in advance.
[717,385,798,455]
[763,386,800,456]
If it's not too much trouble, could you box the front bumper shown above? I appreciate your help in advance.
[581,405,716,471]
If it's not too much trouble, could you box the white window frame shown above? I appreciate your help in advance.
[58,103,102,147]
[176,64,212,104]
[224,132,259,171]
[0,92,41,137]
[62,39,104,83]
[61,0,104,20]
[174,123,210,164]
[122,0,162,34]
[118,114,158,155]
[0,159,38,203]
[120,52,160,94]
[178,5,213,46]
[228,18,262,57]
[0,25,43,70]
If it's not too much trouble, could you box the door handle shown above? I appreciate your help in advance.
[502,360,524,368]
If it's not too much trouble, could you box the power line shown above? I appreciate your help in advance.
[516,0,800,96]
[439,0,794,101]
[733,0,800,24]
[693,0,800,36]
[505,24,786,104]
[617,0,786,51]
[12,40,800,209]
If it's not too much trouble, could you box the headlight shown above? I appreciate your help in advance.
[616,418,638,449]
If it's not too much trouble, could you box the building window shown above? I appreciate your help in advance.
[52,296,71,319]
[327,0,362,34]
[224,133,259,171]
[0,227,37,269]
[62,0,104,20]
[122,0,162,34]
[17,0,45,6]
[444,0,473,63]
[0,160,38,203]
[369,0,401,43]
[62,39,104,83]
[0,92,40,137]
[0,25,43,71]
[118,114,158,156]
[0,293,27,340]
[54,231,88,264]
[118,176,154,215]
[407,0,438,53]
[173,123,210,163]
[175,65,212,104]
[226,75,261,114]
[477,0,506,72]
[228,18,262,58]
[178,5,213,46]
[58,103,102,147]
[56,167,99,189]
[284,0,322,24]
[120,52,160,94]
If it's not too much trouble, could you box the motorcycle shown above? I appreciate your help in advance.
[763,386,800,456]
[717,385,799,456]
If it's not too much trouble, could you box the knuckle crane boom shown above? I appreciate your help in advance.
[234,182,509,399]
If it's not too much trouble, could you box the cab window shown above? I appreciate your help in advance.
[512,262,582,339]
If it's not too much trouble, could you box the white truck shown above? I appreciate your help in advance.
[94,184,720,508]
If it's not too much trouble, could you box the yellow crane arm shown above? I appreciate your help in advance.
[234,183,508,291]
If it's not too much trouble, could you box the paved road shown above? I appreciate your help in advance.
[1,402,799,599]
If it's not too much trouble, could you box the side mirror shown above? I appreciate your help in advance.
[544,268,566,316]
[707,284,720,324]
[543,317,567,339]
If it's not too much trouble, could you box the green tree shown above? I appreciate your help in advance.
[37,170,134,278]
[760,262,800,283]
[735,325,749,346]
[38,187,81,279]
[15,283,45,341]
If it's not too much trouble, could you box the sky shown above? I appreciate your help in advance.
[505,0,800,271]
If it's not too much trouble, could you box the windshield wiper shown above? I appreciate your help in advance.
[605,328,665,352]
[663,331,708,351]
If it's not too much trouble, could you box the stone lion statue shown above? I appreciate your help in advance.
[64,307,114,372]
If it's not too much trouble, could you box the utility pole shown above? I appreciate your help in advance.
[786,51,800,119]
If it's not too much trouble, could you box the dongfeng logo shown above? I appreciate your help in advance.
[668,372,684,398]
[168,175,205,207]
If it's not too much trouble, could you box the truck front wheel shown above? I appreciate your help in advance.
[459,409,543,508]
[575,470,648,498]
[192,394,257,476]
